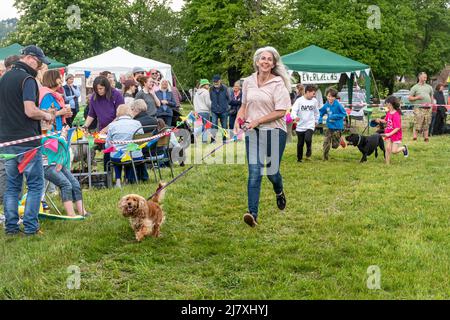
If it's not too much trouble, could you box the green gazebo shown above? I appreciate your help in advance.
[0,43,66,69]
[282,45,371,104]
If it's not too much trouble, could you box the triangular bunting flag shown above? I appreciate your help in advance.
[71,128,84,143]
[205,121,212,129]
[364,68,370,76]
[355,71,361,78]
[147,139,157,147]
[103,146,116,154]
[126,143,140,152]
[84,70,91,79]
[0,154,17,160]
[121,153,132,162]
[18,149,38,174]
[115,150,124,158]
[346,72,352,78]
[44,138,59,153]
[222,128,229,138]
[87,135,94,149]
[139,142,148,149]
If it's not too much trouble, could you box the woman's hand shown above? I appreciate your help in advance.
[246,119,260,130]
[100,126,108,135]
[233,119,242,135]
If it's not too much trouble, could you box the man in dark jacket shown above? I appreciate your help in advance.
[0,45,54,236]
[210,74,230,142]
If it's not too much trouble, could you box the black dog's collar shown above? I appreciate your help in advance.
[356,134,362,147]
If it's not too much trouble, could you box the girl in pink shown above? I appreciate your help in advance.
[375,96,409,164]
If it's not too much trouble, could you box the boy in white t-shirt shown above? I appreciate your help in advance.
[290,85,319,162]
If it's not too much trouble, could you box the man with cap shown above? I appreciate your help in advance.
[0,45,54,236]
[209,74,230,142]
[132,66,145,95]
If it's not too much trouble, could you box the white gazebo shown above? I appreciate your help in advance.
[68,47,172,83]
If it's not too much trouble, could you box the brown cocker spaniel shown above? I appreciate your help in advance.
[118,183,166,242]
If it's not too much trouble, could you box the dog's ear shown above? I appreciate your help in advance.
[138,197,147,209]
[118,196,128,210]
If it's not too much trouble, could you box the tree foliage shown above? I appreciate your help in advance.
[8,0,131,64]
[182,0,292,85]
[287,0,450,92]
[5,0,449,90]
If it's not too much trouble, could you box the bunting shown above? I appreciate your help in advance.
[18,149,38,174]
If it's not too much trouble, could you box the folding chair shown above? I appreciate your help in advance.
[133,125,158,183]
[149,127,174,180]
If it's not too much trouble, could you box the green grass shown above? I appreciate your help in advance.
[1,129,449,299]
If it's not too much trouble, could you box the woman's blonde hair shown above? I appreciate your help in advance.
[253,46,291,91]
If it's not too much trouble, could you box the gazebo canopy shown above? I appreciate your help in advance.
[0,43,66,69]
[68,47,173,84]
[282,45,369,73]
[282,45,371,104]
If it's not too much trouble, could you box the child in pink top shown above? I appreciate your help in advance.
[375,96,409,164]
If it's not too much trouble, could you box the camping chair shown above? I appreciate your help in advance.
[106,125,159,186]
[133,125,158,183]
[43,179,63,216]
[149,127,174,180]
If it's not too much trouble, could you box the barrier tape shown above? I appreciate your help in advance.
[341,103,450,108]
[0,131,62,149]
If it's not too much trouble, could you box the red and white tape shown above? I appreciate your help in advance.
[0,131,61,149]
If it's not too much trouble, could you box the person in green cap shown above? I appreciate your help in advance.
[193,79,212,143]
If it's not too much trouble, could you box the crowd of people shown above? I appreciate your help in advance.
[0,45,186,235]
[0,44,448,233]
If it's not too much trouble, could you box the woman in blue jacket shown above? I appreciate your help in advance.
[63,74,80,126]
[318,88,347,160]
[155,79,176,127]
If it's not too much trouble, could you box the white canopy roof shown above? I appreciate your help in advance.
[68,47,172,84]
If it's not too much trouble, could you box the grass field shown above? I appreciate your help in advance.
[1,121,449,299]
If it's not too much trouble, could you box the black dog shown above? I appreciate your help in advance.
[345,133,385,162]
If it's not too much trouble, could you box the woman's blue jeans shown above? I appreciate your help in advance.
[245,128,287,219]
[198,112,210,143]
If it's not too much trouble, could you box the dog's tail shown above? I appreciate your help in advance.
[151,182,166,204]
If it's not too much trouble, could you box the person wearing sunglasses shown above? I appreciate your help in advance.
[150,69,161,93]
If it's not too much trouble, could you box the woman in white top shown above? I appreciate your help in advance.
[233,47,291,228]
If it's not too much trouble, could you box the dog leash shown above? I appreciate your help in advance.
[147,119,249,200]
[147,129,245,201]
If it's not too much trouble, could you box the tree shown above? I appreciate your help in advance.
[7,0,131,64]
[125,0,196,89]
[287,0,450,93]
[182,0,292,86]
[412,0,450,77]
[0,19,18,42]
